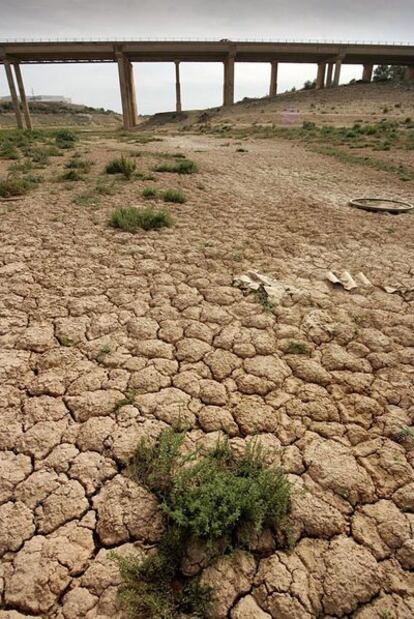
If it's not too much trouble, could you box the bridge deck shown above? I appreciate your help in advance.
[1,40,414,65]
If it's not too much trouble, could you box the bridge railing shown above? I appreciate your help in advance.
[0,36,413,46]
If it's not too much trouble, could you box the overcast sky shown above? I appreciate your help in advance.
[1,0,414,114]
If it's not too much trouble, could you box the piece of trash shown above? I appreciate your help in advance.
[234,271,299,305]
[326,271,372,291]
[383,286,414,301]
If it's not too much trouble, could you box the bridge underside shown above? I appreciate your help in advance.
[1,40,414,129]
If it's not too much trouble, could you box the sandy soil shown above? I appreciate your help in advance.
[0,130,413,618]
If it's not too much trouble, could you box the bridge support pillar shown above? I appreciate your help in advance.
[362,63,373,82]
[175,61,182,112]
[14,62,32,129]
[223,54,235,106]
[326,63,334,87]
[316,63,326,89]
[333,58,342,87]
[269,61,278,97]
[117,53,137,130]
[4,60,23,129]
[406,66,414,80]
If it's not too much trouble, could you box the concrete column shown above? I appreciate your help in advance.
[333,58,342,87]
[117,54,131,129]
[316,63,326,90]
[269,61,278,97]
[326,63,334,88]
[117,53,136,129]
[175,61,182,113]
[362,63,373,82]
[4,60,23,129]
[405,66,414,80]
[223,54,235,106]
[13,62,32,129]
[126,60,137,126]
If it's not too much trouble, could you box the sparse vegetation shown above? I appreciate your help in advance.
[0,143,20,160]
[285,340,310,355]
[395,426,414,445]
[55,129,78,149]
[254,284,273,312]
[155,158,197,174]
[313,145,414,181]
[73,191,100,207]
[142,187,158,199]
[65,157,93,173]
[0,175,31,198]
[95,180,117,195]
[110,206,173,232]
[105,155,137,179]
[61,169,83,182]
[162,189,186,203]
[114,389,137,410]
[116,429,291,618]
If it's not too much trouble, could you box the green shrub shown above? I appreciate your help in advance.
[110,206,173,232]
[23,174,43,187]
[143,187,158,199]
[116,429,291,618]
[105,155,136,179]
[0,142,20,160]
[155,158,197,174]
[55,129,77,149]
[8,159,33,173]
[65,157,93,173]
[73,191,100,207]
[162,189,186,203]
[61,169,83,181]
[285,340,310,355]
[0,175,31,198]
[27,147,50,165]
[95,180,116,195]
[302,121,316,130]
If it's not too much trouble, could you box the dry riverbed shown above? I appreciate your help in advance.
[0,130,413,618]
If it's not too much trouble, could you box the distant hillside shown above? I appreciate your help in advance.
[140,81,414,131]
[0,100,122,128]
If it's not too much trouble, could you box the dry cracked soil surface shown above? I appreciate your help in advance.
[0,130,413,619]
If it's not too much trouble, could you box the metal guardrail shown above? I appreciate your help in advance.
[0,37,413,45]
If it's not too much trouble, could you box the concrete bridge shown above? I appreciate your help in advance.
[1,39,414,130]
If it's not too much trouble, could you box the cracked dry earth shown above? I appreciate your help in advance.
[0,132,414,619]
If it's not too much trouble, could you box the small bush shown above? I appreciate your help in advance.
[55,129,77,149]
[162,189,186,203]
[0,143,20,160]
[105,155,136,179]
[116,429,291,618]
[61,169,82,181]
[8,159,33,173]
[65,157,93,173]
[95,180,116,195]
[155,158,197,174]
[73,191,100,207]
[28,147,50,166]
[110,206,173,232]
[142,187,158,199]
[302,121,316,130]
[0,175,30,198]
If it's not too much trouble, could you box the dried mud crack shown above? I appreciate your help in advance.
[0,127,413,619]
